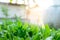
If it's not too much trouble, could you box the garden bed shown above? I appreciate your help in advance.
[0,18,60,40]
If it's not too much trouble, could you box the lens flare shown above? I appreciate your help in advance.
[26,0,53,25]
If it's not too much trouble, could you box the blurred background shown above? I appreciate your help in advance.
[0,0,60,28]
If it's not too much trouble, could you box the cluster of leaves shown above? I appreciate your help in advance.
[0,18,60,40]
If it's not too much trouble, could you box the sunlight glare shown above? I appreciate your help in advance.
[26,0,53,25]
